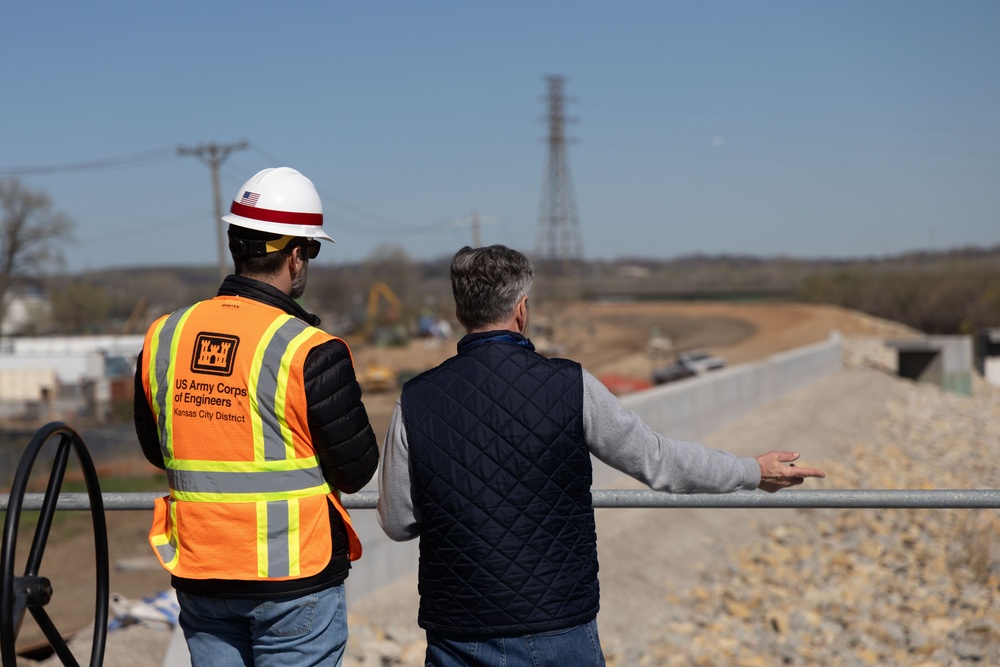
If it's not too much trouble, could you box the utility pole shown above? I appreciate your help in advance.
[535,75,584,275]
[451,211,500,247]
[178,141,248,282]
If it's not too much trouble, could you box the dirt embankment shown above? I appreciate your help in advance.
[353,301,916,439]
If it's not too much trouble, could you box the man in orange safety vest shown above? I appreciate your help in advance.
[134,167,378,666]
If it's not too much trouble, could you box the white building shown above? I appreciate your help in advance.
[1,292,52,336]
[0,334,144,421]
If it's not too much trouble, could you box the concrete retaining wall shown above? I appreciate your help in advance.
[620,332,843,443]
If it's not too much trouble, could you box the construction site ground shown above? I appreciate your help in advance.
[7,301,919,665]
[353,300,914,438]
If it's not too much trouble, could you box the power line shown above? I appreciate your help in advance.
[81,211,213,244]
[0,147,178,177]
[247,144,455,237]
[249,144,410,231]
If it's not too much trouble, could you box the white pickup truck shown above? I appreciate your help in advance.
[676,350,727,374]
[652,350,726,385]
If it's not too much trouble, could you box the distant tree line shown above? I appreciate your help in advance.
[36,245,994,338]
[36,243,452,338]
[581,248,1000,335]
[795,248,1000,334]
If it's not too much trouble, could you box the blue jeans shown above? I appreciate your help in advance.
[177,584,347,667]
[425,619,605,667]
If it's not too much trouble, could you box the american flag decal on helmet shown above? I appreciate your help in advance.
[240,191,260,207]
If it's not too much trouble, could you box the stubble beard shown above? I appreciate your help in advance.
[291,262,308,300]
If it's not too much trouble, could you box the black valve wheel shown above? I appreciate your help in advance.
[1,422,109,667]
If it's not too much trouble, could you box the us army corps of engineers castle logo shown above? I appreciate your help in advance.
[174,332,247,422]
[191,332,240,376]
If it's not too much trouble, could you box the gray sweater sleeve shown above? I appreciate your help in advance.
[376,399,422,541]
[582,369,761,493]
[376,371,761,541]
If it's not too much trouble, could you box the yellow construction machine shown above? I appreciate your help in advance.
[361,281,403,342]
[356,363,396,393]
[351,281,406,392]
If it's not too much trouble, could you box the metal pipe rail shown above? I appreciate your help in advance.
[4,489,1000,512]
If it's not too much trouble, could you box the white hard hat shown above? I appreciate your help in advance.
[222,167,334,242]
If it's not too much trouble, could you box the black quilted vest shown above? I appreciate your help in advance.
[401,330,599,639]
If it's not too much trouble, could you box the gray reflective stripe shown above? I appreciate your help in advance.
[153,308,193,457]
[267,501,290,578]
[255,317,311,461]
[166,466,327,494]
[155,539,177,565]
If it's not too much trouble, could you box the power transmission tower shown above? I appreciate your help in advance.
[535,75,584,275]
[178,141,248,282]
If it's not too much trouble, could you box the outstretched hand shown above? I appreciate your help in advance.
[755,451,825,493]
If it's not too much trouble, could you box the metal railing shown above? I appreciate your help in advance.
[4,489,1000,512]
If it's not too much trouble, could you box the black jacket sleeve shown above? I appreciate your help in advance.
[304,338,379,494]
[133,348,166,470]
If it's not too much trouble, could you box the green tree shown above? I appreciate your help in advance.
[0,179,73,334]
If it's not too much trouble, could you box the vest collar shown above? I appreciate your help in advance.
[457,330,535,353]
[217,275,321,327]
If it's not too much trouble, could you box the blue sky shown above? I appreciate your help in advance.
[2,2,998,273]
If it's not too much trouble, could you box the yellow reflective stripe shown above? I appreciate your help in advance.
[150,532,177,568]
[254,500,296,578]
[256,501,269,578]
[150,307,197,461]
[146,316,169,426]
[287,498,301,577]
[275,327,317,460]
[171,484,331,504]
[249,316,293,462]
[166,455,323,473]
[151,500,180,570]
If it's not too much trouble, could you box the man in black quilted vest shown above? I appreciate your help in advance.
[377,244,825,666]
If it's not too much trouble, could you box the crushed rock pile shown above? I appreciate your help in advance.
[631,340,1000,667]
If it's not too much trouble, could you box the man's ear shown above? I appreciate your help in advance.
[514,296,529,334]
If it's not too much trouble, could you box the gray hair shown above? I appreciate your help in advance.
[451,245,534,330]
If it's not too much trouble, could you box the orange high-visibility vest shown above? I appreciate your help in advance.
[141,295,362,581]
